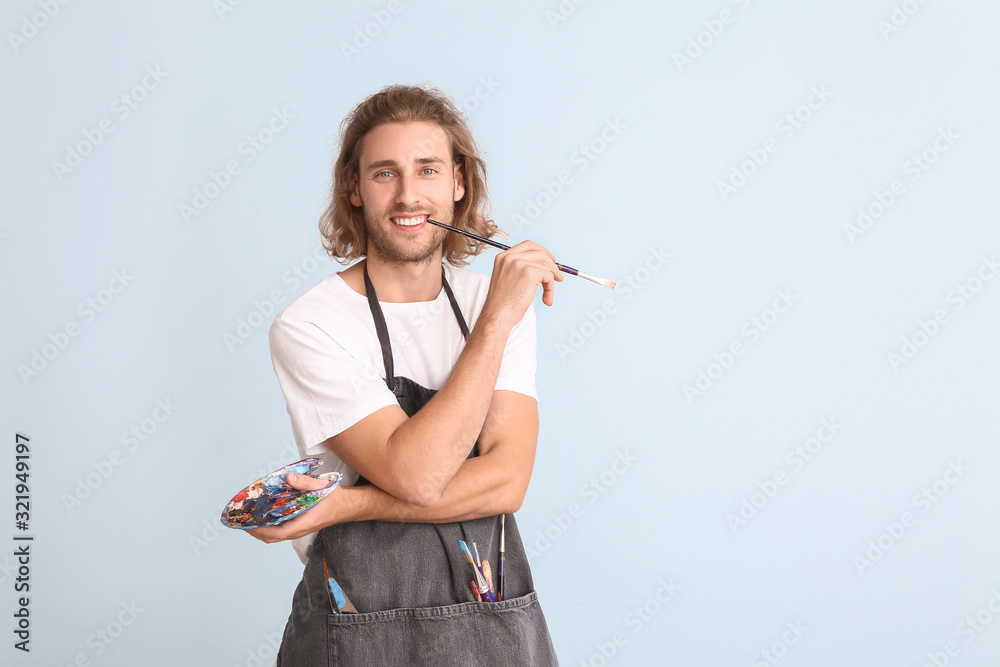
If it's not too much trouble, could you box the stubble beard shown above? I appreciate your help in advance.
[362,203,451,267]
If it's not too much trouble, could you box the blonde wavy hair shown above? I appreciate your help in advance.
[319,84,499,267]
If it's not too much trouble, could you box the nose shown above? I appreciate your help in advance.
[395,173,421,208]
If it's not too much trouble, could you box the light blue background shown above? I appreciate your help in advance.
[3,1,999,665]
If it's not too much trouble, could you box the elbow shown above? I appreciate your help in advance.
[408,488,442,508]
[393,475,444,508]
[380,435,451,507]
[502,479,529,514]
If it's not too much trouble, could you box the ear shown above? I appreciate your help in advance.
[349,173,362,207]
[452,160,466,202]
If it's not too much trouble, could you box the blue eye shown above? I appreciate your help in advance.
[376,171,392,178]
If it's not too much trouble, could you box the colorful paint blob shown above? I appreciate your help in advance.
[220,458,342,529]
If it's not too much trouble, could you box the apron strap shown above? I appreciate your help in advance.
[363,262,471,393]
[363,262,396,392]
[441,269,470,340]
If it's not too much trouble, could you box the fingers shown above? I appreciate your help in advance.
[482,239,563,326]
[506,240,556,264]
[496,242,562,288]
[285,472,331,492]
[512,244,561,307]
[541,275,555,307]
[247,513,310,543]
[244,476,334,543]
[515,240,557,263]
[246,524,287,543]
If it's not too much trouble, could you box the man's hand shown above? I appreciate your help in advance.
[246,389,539,538]
[263,242,558,515]
[482,240,563,329]
[246,473,361,544]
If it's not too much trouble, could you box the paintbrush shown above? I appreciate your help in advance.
[482,559,496,600]
[426,218,616,289]
[459,540,497,602]
[459,540,487,586]
[499,514,505,601]
[323,559,339,614]
[323,558,357,614]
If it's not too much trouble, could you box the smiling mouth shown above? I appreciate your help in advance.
[390,214,428,228]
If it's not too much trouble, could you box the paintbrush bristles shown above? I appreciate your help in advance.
[577,271,617,290]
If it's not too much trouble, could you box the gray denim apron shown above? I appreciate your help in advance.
[276,264,559,666]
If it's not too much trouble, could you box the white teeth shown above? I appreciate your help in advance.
[392,216,425,227]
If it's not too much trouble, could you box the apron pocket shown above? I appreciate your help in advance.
[326,590,558,667]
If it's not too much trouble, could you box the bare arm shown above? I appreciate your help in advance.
[249,391,538,543]
[359,390,538,523]
[321,242,560,507]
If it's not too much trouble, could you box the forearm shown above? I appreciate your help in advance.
[248,393,540,544]
[382,312,512,504]
[353,453,530,524]
[326,242,558,508]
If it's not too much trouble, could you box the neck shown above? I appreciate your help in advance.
[363,252,444,303]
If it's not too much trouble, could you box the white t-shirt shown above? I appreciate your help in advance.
[268,263,537,560]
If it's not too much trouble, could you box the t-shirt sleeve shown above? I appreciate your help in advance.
[268,316,397,455]
[495,303,538,400]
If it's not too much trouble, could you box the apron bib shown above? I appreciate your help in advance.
[277,265,559,666]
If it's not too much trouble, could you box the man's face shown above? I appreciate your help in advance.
[350,121,466,265]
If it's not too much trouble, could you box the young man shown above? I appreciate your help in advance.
[251,85,561,665]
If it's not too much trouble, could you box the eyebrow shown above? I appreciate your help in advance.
[364,157,447,171]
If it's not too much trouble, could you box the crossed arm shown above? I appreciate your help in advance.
[250,390,538,543]
[249,242,558,544]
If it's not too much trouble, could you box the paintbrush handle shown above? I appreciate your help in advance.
[429,218,569,267]
[427,218,510,251]
[427,218,616,289]
[499,514,506,601]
